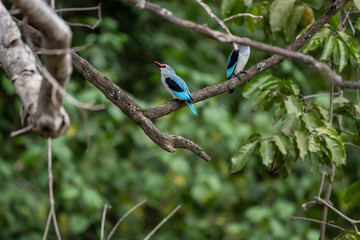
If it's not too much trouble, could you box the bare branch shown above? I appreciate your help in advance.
[320,60,337,239]
[10,124,33,137]
[100,204,111,240]
[56,4,102,30]
[302,92,341,99]
[344,142,360,150]
[8,0,72,138]
[14,18,211,161]
[195,0,236,48]
[290,216,345,232]
[315,196,360,226]
[106,199,147,240]
[42,138,62,240]
[144,205,182,240]
[222,13,263,22]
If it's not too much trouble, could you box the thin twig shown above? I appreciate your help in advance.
[47,138,62,240]
[317,175,325,198]
[143,205,182,240]
[290,216,345,232]
[340,127,354,136]
[106,199,147,240]
[56,4,102,30]
[37,60,106,111]
[303,92,341,99]
[319,163,336,239]
[316,197,360,226]
[42,211,52,240]
[55,5,101,12]
[196,0,236,48]
[10,124,33,137]
[100,204,111,240]
[344,142,360,150]
[222,13,263,22]
[33,41,94,55]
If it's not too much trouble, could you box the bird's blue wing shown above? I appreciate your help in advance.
[226,49,239,79]
[166,76,193,102]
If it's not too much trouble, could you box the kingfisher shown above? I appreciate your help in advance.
[226,38,251,94]
[155,61,197,116]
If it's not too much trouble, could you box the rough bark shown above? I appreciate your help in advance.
[9,0,73,138]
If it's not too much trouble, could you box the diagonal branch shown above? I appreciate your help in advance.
[14,18,210,161]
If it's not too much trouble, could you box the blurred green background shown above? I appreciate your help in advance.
[0,0,359,239]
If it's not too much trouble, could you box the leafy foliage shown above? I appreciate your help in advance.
[231,72,347,175]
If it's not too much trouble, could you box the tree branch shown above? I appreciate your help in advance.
[222,13,263,22]
[12,0,350,160]
[143,205,181,240]
[13,18,210,161]
[8,0,72,138]
[290,216,345,232]
[118,0,354,120]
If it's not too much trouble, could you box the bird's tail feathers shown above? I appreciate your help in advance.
[187,101,198,116]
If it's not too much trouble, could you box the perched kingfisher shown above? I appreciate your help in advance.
[154,61,198,116]
[226,38,251,94]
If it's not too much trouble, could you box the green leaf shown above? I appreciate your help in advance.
[336,38,349,72]
[245,206,272,223]
[273,135,287,155]
[294,130,308,160]
[306,152,321,174]
[301,5,314,26]
[303,27,331,53]
[243,72,272,98]
[352,131,360,146]
[354,0,360,10]
[283,80,300,95]
[281,113,300,135]
[284,95,304,117]
[273,104,286,124]
[260,140,275,167]
[308,135,321,153]
[348,41,360,64]
[320,35,336,60]
[355,18,360,32]
[247,133,262,142]
[333,105,356,120]
[311,102,329,120]
[344,180,360,208]
[283,5,304,41]
[333,96,350,104]
[252,90,270,110]
[269,0,296,33]
[325,135,346,167]
[329,13,339,32]
[316,123,346,166]
[302,111,321,131]
[69,214,91,234]
[231,142,257,173]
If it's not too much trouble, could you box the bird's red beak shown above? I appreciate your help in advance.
[154,61,163,68]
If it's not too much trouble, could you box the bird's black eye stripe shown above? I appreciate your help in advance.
[165,77,184,92]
